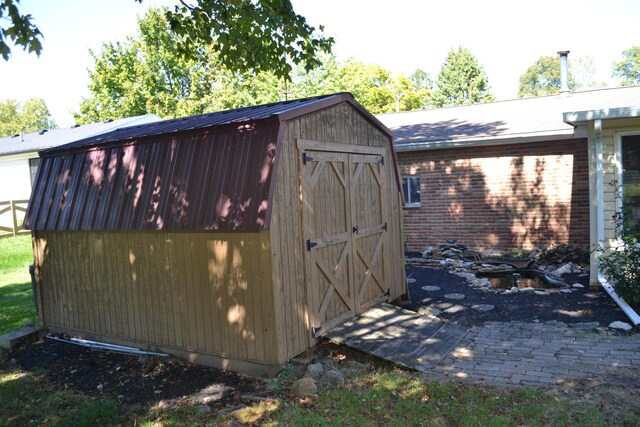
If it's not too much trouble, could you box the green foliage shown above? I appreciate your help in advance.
[0,98,56,137]
[75,10,434,123]
[516,55,604,98]
[518,56,565,97]
[613,45,640,87]
[0,0,332,81]
[596,183,640,304]
[0,235,37,334]
[166,0,334,82]
[431,46,495,107]
[75,8,282,123]
[0,0,43,60]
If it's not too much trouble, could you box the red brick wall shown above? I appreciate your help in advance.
[398,138,589,252]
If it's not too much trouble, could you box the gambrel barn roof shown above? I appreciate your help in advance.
[25,93,399,232]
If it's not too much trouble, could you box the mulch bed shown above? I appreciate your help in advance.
[404,265,632,327]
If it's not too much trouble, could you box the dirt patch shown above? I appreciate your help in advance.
[8,338,260,412]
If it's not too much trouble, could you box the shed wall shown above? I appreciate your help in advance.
[269,102,406,359]
[32,230,280,372]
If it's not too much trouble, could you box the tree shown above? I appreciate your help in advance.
[75,8,282,123]
[518,56,573,97]
[431,47,495,107]
[613,46,640,87]
[0,0,333,81]
[0,98,56,137]
[0,0,42,60]
[518,55,607,97]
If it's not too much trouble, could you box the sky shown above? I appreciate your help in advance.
[1,0,639,127]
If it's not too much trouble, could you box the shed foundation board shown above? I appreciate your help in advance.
[46,325,283,378]
[325,304,469,371]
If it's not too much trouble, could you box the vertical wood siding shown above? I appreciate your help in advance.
[269,103,406,359]
[32,230,279,365]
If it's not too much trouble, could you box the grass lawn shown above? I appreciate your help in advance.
[0,235,38,335]
[1,365,638,426]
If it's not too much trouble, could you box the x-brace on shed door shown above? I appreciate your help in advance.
[298,139,389,337]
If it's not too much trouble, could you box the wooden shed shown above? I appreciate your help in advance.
[25,93,406,376]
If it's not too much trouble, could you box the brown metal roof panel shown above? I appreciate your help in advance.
[40,93,356,155]
[26,120,280,231]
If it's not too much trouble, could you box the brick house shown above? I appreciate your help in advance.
[377,85,640,287]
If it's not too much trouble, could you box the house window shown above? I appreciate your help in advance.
[29,158,39,187]
[621,134,640,237]
[402,176,421,207]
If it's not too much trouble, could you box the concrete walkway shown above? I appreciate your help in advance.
[428,321,640,387]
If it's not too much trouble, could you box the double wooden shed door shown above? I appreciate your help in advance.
[298,140,390,337]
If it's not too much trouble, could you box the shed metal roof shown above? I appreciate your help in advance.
[0,114,161,157]
[43,92,389,155]
[377,86,640,151]
[26,93,395,232]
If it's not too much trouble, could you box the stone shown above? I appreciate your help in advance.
[570,322,599,330]
[317,357,335,368]
[462,249,482,259]
[550,263,577,278]
[196,404,212,415]
[520,287,535,293]
[406,278,417,284]
[418,306,441,317]
[453,272,477,282]
[304,362,325,378]
[444,293,465,300]
[560,289,573,294]
[421,285,440,292]
[291,378,318,396]
[534,291,548,296]
[471,304,494,312]
[571,283,585,289]
[263,379,278,392]
[608,321,633,331]
[0,326,38,350]
[510,286,519,293]
[320,370,345,386]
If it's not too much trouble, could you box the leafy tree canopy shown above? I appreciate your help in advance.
[431,47,495,107]
[0,0,333,81]
[517,55,607,98]
[0,0,42,60]
[75,9,435,123]
[0,98,56,137]
[613,46,640,87]
[518,56,575,97]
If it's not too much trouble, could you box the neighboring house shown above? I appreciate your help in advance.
[0,115,161,202]
[377,85,640,286]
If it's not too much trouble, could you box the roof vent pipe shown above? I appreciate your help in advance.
[558,50,570,93]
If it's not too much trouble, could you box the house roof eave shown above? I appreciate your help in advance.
[564,106,640,125]
[395,128,582,152]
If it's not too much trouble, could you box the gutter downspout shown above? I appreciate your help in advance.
[594,119,640,325]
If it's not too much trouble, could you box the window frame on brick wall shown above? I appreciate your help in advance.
[402,175,421,208]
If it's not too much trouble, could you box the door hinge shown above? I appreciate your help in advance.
[352,225,359,234]
[384,288,390,298]
[311,325,321,338]
[379,156,385,165]
[306,239,318,251]
[382,222,388,231]
[302,152,314,165]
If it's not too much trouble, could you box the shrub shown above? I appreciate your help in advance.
[595,183,640,304]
